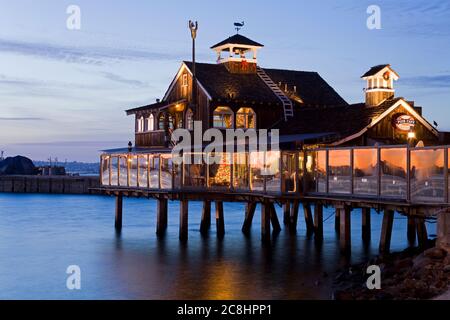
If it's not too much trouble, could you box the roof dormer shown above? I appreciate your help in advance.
[362,64,399,106]
[210,34,263,74]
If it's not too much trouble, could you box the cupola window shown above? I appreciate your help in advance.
[236,107,256,129]
[213,107,234,129]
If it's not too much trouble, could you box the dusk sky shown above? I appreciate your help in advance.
[0,0,449,162]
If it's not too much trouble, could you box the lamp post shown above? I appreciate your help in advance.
[189,20,198,110]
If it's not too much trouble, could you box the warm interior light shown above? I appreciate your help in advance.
[408,131,416,139]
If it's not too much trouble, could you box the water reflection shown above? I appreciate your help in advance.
[0,194,436,300]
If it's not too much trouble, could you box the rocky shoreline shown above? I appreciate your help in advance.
[333,243,449,300]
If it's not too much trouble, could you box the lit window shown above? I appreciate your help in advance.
[146,114,154,131]
[236,107,256,129]
[182,74,188,87]
[158,113,165,130]
[186,109,194,130]
[213,107,234,129]
[168,114,174,130]
[137,116,144,132]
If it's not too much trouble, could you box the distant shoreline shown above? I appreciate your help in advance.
[0,175,100,195]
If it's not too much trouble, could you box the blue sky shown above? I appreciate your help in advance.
[0,0,449,161]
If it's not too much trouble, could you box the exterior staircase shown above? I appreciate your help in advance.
[257,67,294,121]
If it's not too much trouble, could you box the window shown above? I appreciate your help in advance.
[168,114,174,130]
[186,109,194,130]
[146,114,154,131]
[213,107,234,129]
[137,116,144,132]
[158,113,165,130]
[182,74,188,87]
[236,107,256,129]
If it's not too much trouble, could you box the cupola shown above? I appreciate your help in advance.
[210,34,263,74]
[361,64,399,106]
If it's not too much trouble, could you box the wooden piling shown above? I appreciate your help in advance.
[379,210,394,254]
[407,216,416,245]
[283,202,291,225]
[289,200,300,233]
[261,202,271,243]
[270,203,281,233]
[314,204,323,240]
[115,194,123,230]
[339,207,351,253]
[179,200,189,241]
[361,208,371,241]
[156,198,168,236]
[303,203,314,235]
[215,201,225,239]
[335,208,340,233]
[416,218,428,249]
[200,200,211,235]
[242,202,256,235]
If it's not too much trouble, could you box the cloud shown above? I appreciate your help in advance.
[0,38,182,66]
[401,74,450,89]
[100,72,148,88]
[0,117,47,121]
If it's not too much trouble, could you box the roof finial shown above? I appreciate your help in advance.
[234,21,245,34]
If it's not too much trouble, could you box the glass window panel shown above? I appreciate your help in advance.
[316,150,327,193]
[282,153,297,193]
[298,152,305,193]
[183,153,206,187]
[208,153,231,189]
[173,162,182,189]
[119,156,128,187]
[101,155,110,186]
[265,151,281,193]
[410,149,445,203]
[353,148,378,196]
[129,156,138,187]
[110,156,119,186]
[138,155,149,188]
[149,155,160,188]
[328,149,351,194]
[380,148,407,198]
[233,152,249,190]
[250,151,265,191]
[160,155,173,189]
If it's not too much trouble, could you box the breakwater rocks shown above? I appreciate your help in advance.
[333,245,449,300]
[0,175,100,194]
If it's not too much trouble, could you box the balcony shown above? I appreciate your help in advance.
[135,131,166,147]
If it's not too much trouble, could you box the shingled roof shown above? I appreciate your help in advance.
[276,98,404,141]
[361,64,390,78]
[210,34,264,49]
[184,62,347,106]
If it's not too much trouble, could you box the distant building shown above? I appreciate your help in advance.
[38,166,66,176]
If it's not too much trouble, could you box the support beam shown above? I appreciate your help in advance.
[200,200,211,235]
[335,208,340,233]
[407,216,416,246]
[270,203,281,233]
[179,200,189,241]
[283,202,291,225]
[361,208,371,242]
[379,210,394,254]
[314,204,323,240]
[340,207,351,253]
[115,194,123,230]
[242,202,256,235]
[416,218,428,249]
[303,203,314,235]
[215,201,225,239]
[261,202,271,243]
[156,198,168,236]
[289,200,300,233]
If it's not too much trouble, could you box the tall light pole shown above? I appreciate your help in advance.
[189,20,198,109]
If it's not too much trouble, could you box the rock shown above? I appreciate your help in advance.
[0,156,37,175]
[413,254,433,270]
[424,247,447,260]
[443,265,450,272]
[394,257,413,270]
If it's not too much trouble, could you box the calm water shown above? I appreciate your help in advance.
[0,194,436,300]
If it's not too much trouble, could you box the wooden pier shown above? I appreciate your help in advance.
[96,145,450,255]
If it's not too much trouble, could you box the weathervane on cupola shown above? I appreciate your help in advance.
[234,21,245,34]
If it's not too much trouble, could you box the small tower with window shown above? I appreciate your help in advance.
[362,64,399,106]
[211,34,264,74]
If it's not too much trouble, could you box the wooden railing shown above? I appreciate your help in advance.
[135,131,166,147]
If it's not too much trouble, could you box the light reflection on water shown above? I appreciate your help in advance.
[0,194,435,300]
